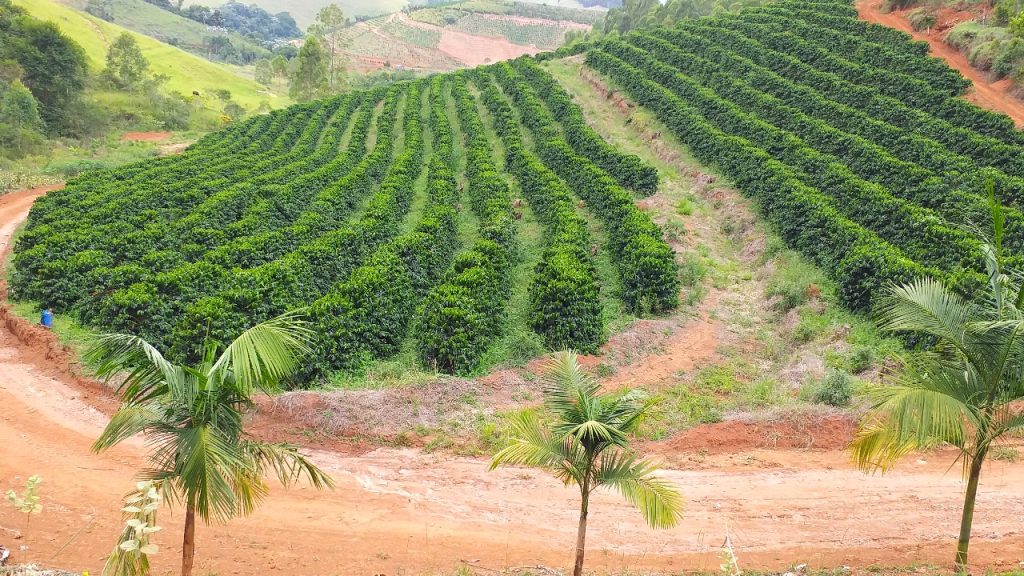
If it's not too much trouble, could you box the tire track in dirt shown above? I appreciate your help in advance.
[857,0,1024,126]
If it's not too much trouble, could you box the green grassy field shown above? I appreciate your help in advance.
[184,0,409,28]
[185,0,588,29]
[15,0,288,111]
[84,0,270,57]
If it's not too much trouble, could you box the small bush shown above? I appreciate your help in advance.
[765,253,824,312]
[678,253,707,288]
[675,388,723,425]
[746,378,779,407]
[992,38,1024,79]
[848,346,874,373]
[694,364,743,393]
[677,197,695,215]
[908,8,937,31]
[812,370,855,407]
[947,21,1009,52]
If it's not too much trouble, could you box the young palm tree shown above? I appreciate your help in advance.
[853,200,1024,573]
[491,351,683,576]
[88,312,334,576]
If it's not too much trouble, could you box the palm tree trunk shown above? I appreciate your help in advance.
[955,453,985,574]
[182,505,196,576]
[573,487,590,576]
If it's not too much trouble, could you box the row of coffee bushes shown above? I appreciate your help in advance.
[412,71,519,374]
[583,49,960,311]
[600,40,988,277]
[627,32,1024,255]
[165,84,421,361]
[493,61,680,315]
[742,9,968,95]
[474,70,605,353]
[11,97,352,311]
[75,88,407,354]
[700,11,1022,146]
[510,57,658,196]
[658,24,1024,192]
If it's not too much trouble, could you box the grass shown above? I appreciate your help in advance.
[15,0,287,111]
[8,300,100,358]
[96,0,269,58]
[185,0,409,28]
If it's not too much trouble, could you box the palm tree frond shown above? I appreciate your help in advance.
[92,404,161,453]
[594,450,684,529]
[875,278,977,361]
[85,333,181,403]
[176,425,253,523]
[852,384,973,472]
[242,441,335,490]
[210,310,313,396]
[491,411,583,484]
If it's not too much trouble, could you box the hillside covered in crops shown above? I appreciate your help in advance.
[13,0,1024,385]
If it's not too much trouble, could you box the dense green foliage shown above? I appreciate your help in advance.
[13,52,670,379]
[0,0,88,134]
[586,0,1024,312]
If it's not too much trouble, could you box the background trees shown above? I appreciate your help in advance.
[104,33,151,91]
[0,80,44,156]
[309,4,348,93]
[0,0,87,134]
[289,36,329,102]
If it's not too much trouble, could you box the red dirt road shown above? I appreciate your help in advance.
[1,190,1024,575]
[857,0,1024,127]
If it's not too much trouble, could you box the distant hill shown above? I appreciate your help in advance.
[62,0,272,62]
[184,0,409,29]
[184,0,592,30]
[341,0,603,72]
[14,0,287,110]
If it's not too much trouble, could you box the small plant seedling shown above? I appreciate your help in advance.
[5,475,42,534]
[104,480,163,576]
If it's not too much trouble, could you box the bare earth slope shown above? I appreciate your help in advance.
[857,0,1024,126]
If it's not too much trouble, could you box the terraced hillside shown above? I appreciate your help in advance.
[11,64,670,379]
[341,1,600,72]
[581,0,1024,312]
[13,0,1024,385]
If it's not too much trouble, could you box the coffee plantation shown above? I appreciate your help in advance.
[12,0,1024,382]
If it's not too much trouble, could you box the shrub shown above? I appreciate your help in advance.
[848,346,874,373]
[529,247,604,353]
[812,370,855,407]
[992,38,1024,79]
[907,8,936,32]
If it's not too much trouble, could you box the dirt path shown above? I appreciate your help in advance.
[120,131,172,143]
[857,0,1024,127]
[1,190,1023,574]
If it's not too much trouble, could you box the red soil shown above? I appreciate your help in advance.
[857,0,1024,127]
